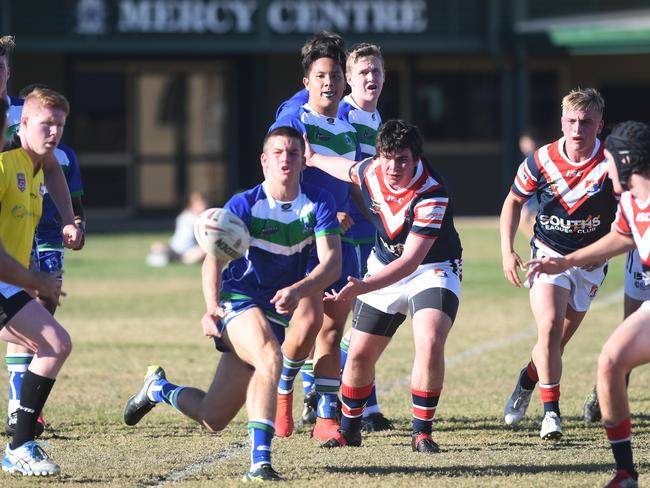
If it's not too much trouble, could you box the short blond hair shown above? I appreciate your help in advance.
[0,36,15,58]
[24,87,70,116]
[346,43,384,73]
[562,87,604,114]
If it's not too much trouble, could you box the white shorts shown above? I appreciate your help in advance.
[624,249,650,302]
[357,251,462,316]
[530,240,607,313]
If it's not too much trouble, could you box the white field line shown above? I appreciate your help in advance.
[143,288,623,485]
[144,442,246,487]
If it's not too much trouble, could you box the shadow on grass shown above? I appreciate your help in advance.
[325,462,611,477]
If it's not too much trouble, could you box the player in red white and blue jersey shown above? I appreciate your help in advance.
[269,34,362,441]
[500,88,618,441]
[526,120,650,488]
[304,119,463,453]
[123,127,342,482]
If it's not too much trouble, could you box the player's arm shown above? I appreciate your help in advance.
[328,233,434,302]
[303,137,357,183]
[71,196,86,250]
[526,230,635,278]
[200,254,226,338]
[500,192,527,288]
[271,234,342,315]
[42,156,81,249]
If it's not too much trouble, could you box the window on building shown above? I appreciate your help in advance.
[413,72,500,141]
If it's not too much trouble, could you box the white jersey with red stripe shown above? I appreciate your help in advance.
[615,192,650,270]
[511,137,617,255]
[350,156,462,265]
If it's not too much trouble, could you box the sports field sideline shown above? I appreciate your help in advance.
[3,217,648,487]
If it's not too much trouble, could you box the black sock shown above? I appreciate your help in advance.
[12,370,55,449]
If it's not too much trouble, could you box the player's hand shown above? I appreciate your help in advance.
[201,306,225,338]
[324,276,367,302]
[62,224,82,250]
[270,286,301,315]
[524,256,570,280]
[33,270,64,305]
[73,219,85,250]
[303,135,315,167]
[337,212,354,233]
[502,251,525,288]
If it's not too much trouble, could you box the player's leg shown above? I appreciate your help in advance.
[311,298,349,440]
[321,303,395,449]
[529,281,572,439]
[585,258,645,423]
[275,295,322,437]
[0,292,72,476]
[597,307,650,486]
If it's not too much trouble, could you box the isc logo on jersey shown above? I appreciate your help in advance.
[538,214,601,233]
[636,213,650,222]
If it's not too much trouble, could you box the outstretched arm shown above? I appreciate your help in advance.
[271,234,342,315]
[526,230,635,278]
[304,136,357,183]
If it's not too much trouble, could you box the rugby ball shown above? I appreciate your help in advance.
[194,207,250,261]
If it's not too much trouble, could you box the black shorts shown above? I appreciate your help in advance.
[352,287,459,338]
[0,290,32,329]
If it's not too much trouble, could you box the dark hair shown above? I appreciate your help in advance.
[264,126,305,155]
[606,120,650,189]
[300,31,344,58]
[19,83,50,99]
[376,119,424,161]
[301,34,346,76]
[0,36,15,59]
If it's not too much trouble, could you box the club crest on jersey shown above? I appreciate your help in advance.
[344,134,353,146]
[39,183,47,197]
[434,269,448,278]
[369,198,381,214]
[584,179,599,195]
[588,285,599,298]
[326,117,335,125]
[16,173,26,192]
[281,202,292,211]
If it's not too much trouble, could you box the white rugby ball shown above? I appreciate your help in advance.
[194,207,250,261]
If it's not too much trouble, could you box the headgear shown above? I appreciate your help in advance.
[605,121,650,190]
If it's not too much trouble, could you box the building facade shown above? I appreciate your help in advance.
[4,0,650,217]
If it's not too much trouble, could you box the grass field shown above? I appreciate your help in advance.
[1,218,648,487]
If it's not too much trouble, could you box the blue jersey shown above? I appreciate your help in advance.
[221,181,340,312]
[275,88,308,121]
[338,95,382,244]
[270,104,360,239]
[36,144,84,250]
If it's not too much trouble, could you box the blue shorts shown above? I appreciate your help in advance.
[307,241,359,293]
[37,249,64,278]
[213,294,288,353]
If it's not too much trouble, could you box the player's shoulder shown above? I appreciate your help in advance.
[300,181,336,206]
[270,109,307,134]
[8,96,23,107]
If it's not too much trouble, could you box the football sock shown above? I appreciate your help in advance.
[340,382,373,433]
[12,370,54,449]
[6,353,33,416]
[605,417,635,475]
[247,419,274,469]
[315,377,340,420]
[300,360,315,396]
[540,383,561,416]
[363,385,381,416]
[277,355,306,395]
[519,361,538,390]
[148,378,186,410]
[340,336,350,372]
[412,387,441,435]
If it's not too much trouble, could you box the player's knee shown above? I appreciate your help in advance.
[598,343,624,378]
[201,415,227,433]
[50,328,73,359]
